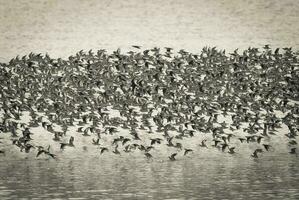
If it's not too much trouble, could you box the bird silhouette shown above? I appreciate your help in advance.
[251,149,263,158]
[289,148,297,156]
[184,148,193,156]
[263,144,271,151]
[144,152,153,160]
[169,153,177,161]
[100,147,108,155]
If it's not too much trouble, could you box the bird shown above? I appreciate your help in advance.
[69,136,74,146]
[36,146,56,159]
[238,138,246,143]
[24,144,35,153]
[169,153,177,161]
[165,47,173,52]
[112,145,121,155]
[132,45,141,49]
[251,149,263,158]
[289,148,297,156]
[256,136,263,144]
[221,143,229,152]
[45,151,56,159]
[124,145,131,153]
[92,138,100,145]
[150,138,162,145]
[174,143,182,150]
[262,144,271,151]
[184,148,193,156]
[288,140,297,145]
[36,146,46,157]
[60,143,68,150]
[53,132,61,141]
[144,152,153,160]
[122,138,131,146]
[212,139,221,147]
[199,139,208,148]
[100,147,108,155]
[60,136,75,150]
[228,147,236,154]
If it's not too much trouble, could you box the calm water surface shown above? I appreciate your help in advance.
[1,153,299,200]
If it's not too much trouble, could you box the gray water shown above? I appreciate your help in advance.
[0,152,299,200]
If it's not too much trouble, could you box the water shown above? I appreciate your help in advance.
[0,151,299,199]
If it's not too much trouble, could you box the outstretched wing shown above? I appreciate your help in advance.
[171,153,177,159]
[36,150,44,157]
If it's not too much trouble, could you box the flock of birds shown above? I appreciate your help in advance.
[0,45,298,161]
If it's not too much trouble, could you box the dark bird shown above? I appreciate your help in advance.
[263,144,271,151]
[165,47,173,52]
[288,140,297,145]
[150,138,162,145]
[132,45,141,49]
[221,143,228,152]
[53,132,61,141]
[124,145,131,153]
[251,149,263,158]
[199,139,208,148]
[24,144,35,153]
[69,136,74,146]
[122,138,131,146]
[289,148,297,156]
[169,153,177,161]
[112,145,121,155]
[46,152,56,159]
[256,136,263,144]
[36,146,46,157]
[92,138,100,145]
[212,139,221,147]
[144,152,153,159]
[166,137,174,147]
[238,137,246,143]
[175,142,182,150]
[60,143,68,150]
[184,148,193,156]
[100,147,108,154]
[36,146,56,159]
[228,147,236,154]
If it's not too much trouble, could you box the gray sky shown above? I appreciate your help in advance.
[1,0,299,61]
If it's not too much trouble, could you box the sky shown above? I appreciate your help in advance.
[1,0,299,61]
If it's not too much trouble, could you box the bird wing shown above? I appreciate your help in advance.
[171,153,177,159]
[36,150,44,157]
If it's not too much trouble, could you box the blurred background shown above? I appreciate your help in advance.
[0,0,299,62]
